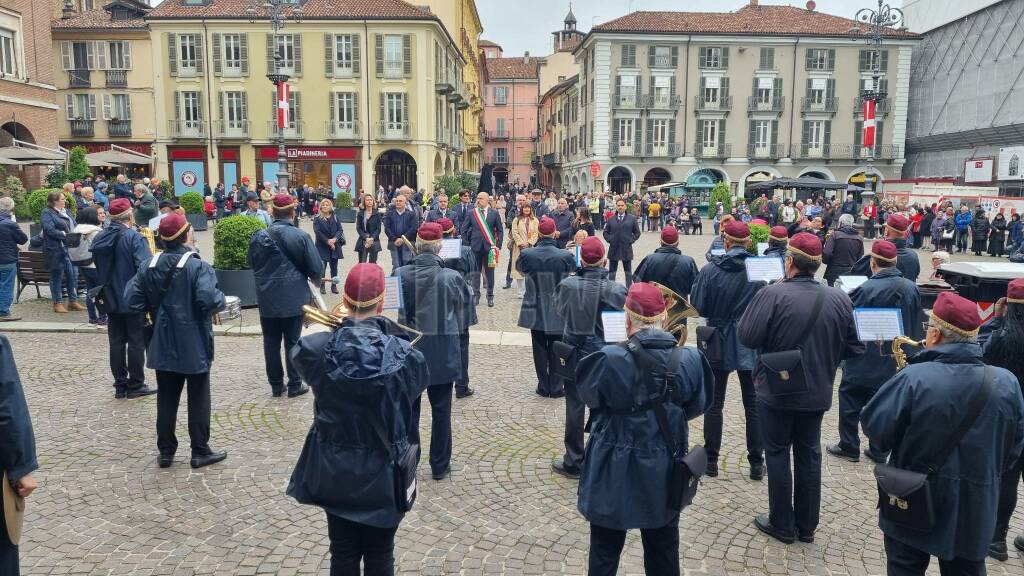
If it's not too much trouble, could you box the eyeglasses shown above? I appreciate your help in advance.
[921,322,934,335]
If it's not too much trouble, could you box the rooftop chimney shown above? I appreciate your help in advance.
[62,0,76,18]
[749,0,758,5]
[524,51,530,64]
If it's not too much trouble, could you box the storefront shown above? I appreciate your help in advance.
[219,147,240,191]
[256,146,360,197]
[167,146,208,195]
[60,142,154,180]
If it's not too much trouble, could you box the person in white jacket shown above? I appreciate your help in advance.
[70,206,107,325]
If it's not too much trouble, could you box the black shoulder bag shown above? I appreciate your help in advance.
[873,366,992,532]
[758,286,826,396]
[89,231,122,315]
[551,279,607,383]
[367,411,420,513]
[141,252,194,346]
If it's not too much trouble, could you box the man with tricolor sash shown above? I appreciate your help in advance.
[461,192,504,308]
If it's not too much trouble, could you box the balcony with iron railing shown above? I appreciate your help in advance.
[747,96,785,113]
[435,130,449,148]
[168,120,206,138]
[325,120,360,141]
[70,119,94,137]
[542,152,558,167]
[267,121,304,139]
[450,132,464,152]
[486,129,509,141]
[694,96,732,112]
[105,70,127,88]
[746,143,786,160]
[793,143,835,159]
[490,154,509,165]
[642,93,684,110]
[800,97,839,114]
[107,119,131,137]
[614,93,641,109]
[609,142,637,157]
[215,120,250,139]
[825,144,901,160]
[435,68,455,94]
[377,121,412,140]
[455,92,471,110]
[652,54,673,68]
[853,96,891,116]
[643,143,681,158]
[68,69,90,88]
[693,142,731,159]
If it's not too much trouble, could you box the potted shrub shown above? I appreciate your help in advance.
[180,191,208,231]
[27,188,77,239]
[749,223,771,255]
[334,190,356,223]
[213,215,266,307]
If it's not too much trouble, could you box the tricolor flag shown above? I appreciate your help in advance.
[277,82,290,129]
[862,98,876,148]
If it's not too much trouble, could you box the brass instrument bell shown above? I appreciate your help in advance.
[891,336,926,371]
[651,282,700,346]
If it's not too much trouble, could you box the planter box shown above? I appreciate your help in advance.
[186,212,208,232]
[337,208,357,223]
[215,268,259,308]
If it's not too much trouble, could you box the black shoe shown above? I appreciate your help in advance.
[706,460,719,477]
[552,458,581,480]
[1014,535,1024,553]
[754,514,796,544]
[502,281,512,289]
[864,449,888,464]
[158,454,174,468]
[455,388,475,399]
[826,443,860,462]
[750,463,765,481]
[549,389,565,399]
[487,296,495,307]
[190,451,227,469]
[799,533,815,544]
[535,389,549,398]
[126,386,158,399]
[432,466,450,481]
[990,541,1009,562]
[319,283,327,295]
[271,386,284,398]
[473,294,481,306]
[114,389,127,399]
[331,284,339,295]
[287,385,310,398]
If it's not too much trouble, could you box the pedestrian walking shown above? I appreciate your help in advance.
[603,199,641,287]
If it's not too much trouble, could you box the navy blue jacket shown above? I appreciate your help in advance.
[397,253,470,385]
[550,209,574,248]
[704,235,726,261]
[125,247,226,374]
[842,268,922,388]
[634,246,699,299]
[41,207,74,267]
[576,329,713,530]
[516,238,577,334]
[0,213,27,265]
[384,208,417,249]
[763,245,787,259]
[249,219,323,318]
[691,247,764,372]
[287,317,429,528]
[90,222,153,314]
[738,276,864,411]
[863,343,1024,561]
[442,246,478,331]
[453,202,474,235]
[602,213,641,261]
[554,267,627,355]
[425,207,455,223]
[851,237,920,283]
[313,214,345,261]
[461,206,504,254]
[0,334,37,483]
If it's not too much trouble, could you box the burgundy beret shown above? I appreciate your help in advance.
[272,193,296,209]
[660,226,679,245]
[788,232,823,260]
[722,220,750,242]
[1007,278,1024,303]
[108,198,132,216]
[538,216,557,236]
[770,226,789,240]
[158,212,190,241]
[870,240,898,262]
[417,222,443,242]
[580,236,605,264]
[343,263,386,308]
[625,282,667,320]
[931,292,981,336]
[436,217,456,235]
[886,213,910,233]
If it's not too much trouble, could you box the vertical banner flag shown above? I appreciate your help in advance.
[862,99,876,148]
[277,82,290,129]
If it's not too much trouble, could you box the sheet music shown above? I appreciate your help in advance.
[854,308,904,342]
[439,238,462,259]
[383,275,403,310]
[757,242,769,256]
[745,257,785,283]
[602,311,627,343]
[838,275,869,294]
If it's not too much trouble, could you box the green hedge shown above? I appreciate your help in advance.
[213,215,266,270]
[26,188,77,224]
[335,190,353,210]
[707,182,732,218]
[179,191,205,215]
[749,223,770,255]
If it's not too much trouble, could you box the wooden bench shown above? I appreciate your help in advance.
[16,251,87,303]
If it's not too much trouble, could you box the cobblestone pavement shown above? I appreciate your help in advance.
[10,328,1024,575]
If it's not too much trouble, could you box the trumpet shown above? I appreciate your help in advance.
[892,336,926,370]
[303,302,349,331]
[651,282,700,347]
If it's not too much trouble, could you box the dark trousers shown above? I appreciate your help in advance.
[704,369,763,466]
[885,535,985,576]
[530,330,563,396]
[156,370,212,457]
[837,379,882,455]
[323,258,339,281]
[358,250,379,264]
[561,377,586,472]
[107,312,147,392]
[505,244,515,284]
[326,513,398,576]
[411,382,453,475]
[608,259,633,287]
[259,315,304,393]
[456,331,470,395]
[759,403,824,536]
[588,519,679,576]
[0,499,17,576]
[864,218,876,238]
[472,250,496,298]
[957,229,970,253]
[994,457,1024,544]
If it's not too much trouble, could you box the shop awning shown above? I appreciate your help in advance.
[746,177,847,191]
[85,149,153,166]
[0,157,29,166]
[0,146,65,165]
[646,182,683,192]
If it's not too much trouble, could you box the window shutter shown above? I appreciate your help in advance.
[96,41,107,70]
[720,77,729,99]
[773,77,782,99]
[879,79,889,97]
[611,119,619,146]
[721,47,729,68]
[266,33,275,63]
[123,41,132,70]
[880,50,889,72]
[827,49,836,70]
[669,75,676,99]
[805,78,812,98]
[620,45,628,66]
[646,120,654,147]
[854,119,862,148]
[804,48,813,70]
[61,42,72,70]
[174,91,180,121]
[648,46,655,67]
[102,94,111,120]
[770,120,778,144]
[647,76,653,98]
[749,120,756,147]
[240,92,247,121]
[700,120,707,143]
[826,78,836,100]
[352,93,359,122]
[218,91,224,127]
[751,77,758,98]
[614,76,621,100]
[375,34,384,77]
[629,45,636,66]
[196,92,203,121]
[801,120,809,144]
[352,34,361,75]
[86,41,95,70]
[195,35,204,74]
[402,35,412,77]
[292,35,302,75]
[329,93,337,124]
[239,34,249,76]
[668,119,676,146]
[379,92,385,124]
[876,119,884,147]
[858,50,868,72]
[324,34,334,78]
[823,120,831,146]
[294,92,302,123]
[719,119,727,145]
[212,33,222,76]
[125,95,132,120]
[88,94,97,120]
[65,94,74,119]
[698,47,707,68]
[402,93,408,124]
[671,46,679,67]
[271,90,277,124]
[699,76,706,94]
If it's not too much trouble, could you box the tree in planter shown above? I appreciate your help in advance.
[706,181,732,218]
[0,168,28,218]
[66,146,90,183]
[434,172,480,197]
[179,192,205,215]
[26,188,77,224]
[335,190,353,210]
[213,215,266,270]
[748,223,770,256]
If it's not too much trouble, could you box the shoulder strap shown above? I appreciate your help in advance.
[626,340,685,456]
[266,225,305,275]
[366,410,396,460]
[927,365,993,474]
[797,287,827,349]
[149,252,194,312]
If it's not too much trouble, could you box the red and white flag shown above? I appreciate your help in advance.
[277,82,290,129]
[862,98,876,148]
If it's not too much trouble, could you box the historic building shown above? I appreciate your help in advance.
[144,0,469,197]
[481,49,539,185]
[537,7,583,95]
[51,0,155,178]
[537,74,580,190]
[564,1,919,203]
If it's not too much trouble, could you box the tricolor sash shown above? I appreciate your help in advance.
[471,207,499,268]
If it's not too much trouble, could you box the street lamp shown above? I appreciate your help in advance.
[247,1,303,193]
[852,0,903,203]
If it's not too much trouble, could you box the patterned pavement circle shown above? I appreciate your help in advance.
[10,330,1024,575]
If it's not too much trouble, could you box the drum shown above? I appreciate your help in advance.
[218,295,241,323]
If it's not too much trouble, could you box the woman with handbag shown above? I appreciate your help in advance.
[41,191,84,314]
[356,194,383,264]
[313,199,346,294]
[510,203,538,298]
